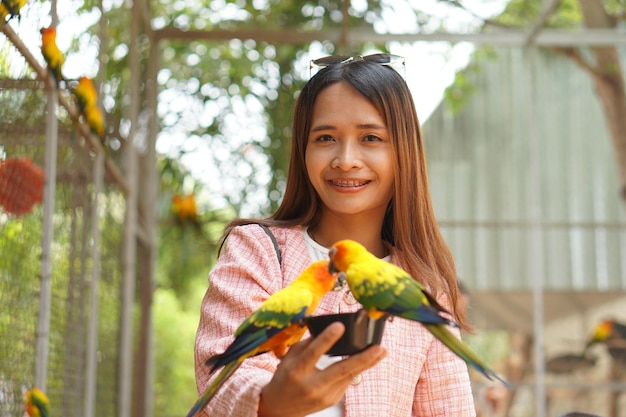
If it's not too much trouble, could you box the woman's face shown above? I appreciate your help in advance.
[305,81,395,221]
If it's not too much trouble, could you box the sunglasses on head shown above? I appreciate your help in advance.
[309,53,405,77]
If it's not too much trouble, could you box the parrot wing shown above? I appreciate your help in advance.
[25,388,49,417]
[205,286,313,372]
[189,260,337,417]
[426,323,509,386]
[348,253,456,327]
[32,394,49,417]
[73,77,98,114]
[195,289,311,417]
[84,104,105,138]
[192,298,311,417]
[185,361,240,417]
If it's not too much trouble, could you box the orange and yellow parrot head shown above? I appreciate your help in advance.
[586,319,615,348]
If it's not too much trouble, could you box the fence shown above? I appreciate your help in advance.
[0,69,124,417]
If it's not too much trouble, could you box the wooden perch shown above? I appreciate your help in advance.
[2,23,152,245]
[1,22,129,196]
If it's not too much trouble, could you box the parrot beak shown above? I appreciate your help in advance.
[333,272,347,291]
[328,256,345,290]
[328,259,338,275]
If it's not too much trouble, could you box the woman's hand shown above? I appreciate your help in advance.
[258,322,387,417]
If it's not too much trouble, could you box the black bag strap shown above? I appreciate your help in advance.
[258,224,282,266]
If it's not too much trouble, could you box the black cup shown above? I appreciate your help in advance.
[306,309,387,356]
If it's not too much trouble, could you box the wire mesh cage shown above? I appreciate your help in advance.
[0,70,123,417]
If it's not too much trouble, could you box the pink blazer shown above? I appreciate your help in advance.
[194,224,476,416]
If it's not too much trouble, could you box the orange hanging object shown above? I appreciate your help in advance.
[0,157,45,217]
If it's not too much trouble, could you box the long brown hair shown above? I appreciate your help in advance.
[223,59,470,330]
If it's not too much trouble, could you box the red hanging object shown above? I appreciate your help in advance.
[0,157,45,217]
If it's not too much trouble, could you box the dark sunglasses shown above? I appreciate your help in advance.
[309,53,405,77]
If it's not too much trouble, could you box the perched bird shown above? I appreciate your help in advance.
[0,0,27,22]
[72,77,105,139]
[328,239,508,385]
[171,193,199,226]
[73,76,98,113]
[24,387,49,417]
[546,352,596,374]
[186,260,341,417]
[40,26,65,87]
[83,103,105,139]
[584,319,626,363]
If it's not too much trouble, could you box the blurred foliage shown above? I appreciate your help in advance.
[0,213,42,417]
[496,0,581,27]
[156,155,234,300]
[152,287,201,416]
[497,0,626,28]
[443,46,499,115]
[79,0,394,216]
[442,0,626,114]
[465,330,511,367]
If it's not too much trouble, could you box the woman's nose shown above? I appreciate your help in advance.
[331,142,363,170]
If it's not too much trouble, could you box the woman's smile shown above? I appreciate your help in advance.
[328,178,371,189]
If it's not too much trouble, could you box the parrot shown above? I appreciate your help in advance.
[328,239,508,386]
[172,194,199,226]
[24,387,49,417]
[0,0,27,22]
[40,26,65,87]
[72,77,105,139]
[83,103,105,139]
[186,259,341,417]
[584,319,626,363]
[73,76,98,113]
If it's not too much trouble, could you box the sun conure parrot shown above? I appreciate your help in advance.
[40,26,65,87]
[83,102,105,139]
[172,193,199,226]
[328,239,508,386]
[73,76,98,112]
[584,319,626,363]
[72,77,105,139]
[24,387,49,417]
[0,0,27,22]
[186,259,341,417]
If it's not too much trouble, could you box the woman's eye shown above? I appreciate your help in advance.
[363,134,383,142]
[315,134,334,142]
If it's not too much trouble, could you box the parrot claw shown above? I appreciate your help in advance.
[446,318,460,328]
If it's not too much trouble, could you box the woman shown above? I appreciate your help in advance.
[194,54,475,416]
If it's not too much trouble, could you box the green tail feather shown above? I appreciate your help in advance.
[186,361,241,417]
[426,324,509,387]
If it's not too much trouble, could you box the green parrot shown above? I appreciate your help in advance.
[328,238,508,386]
